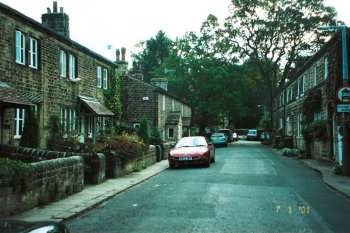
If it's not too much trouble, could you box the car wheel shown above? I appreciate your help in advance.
[211,156,215,163]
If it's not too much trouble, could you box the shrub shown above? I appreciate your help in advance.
[138,117,149,144]
[0,158,32,192]
[109,133,147,162]
[149,127,162,145]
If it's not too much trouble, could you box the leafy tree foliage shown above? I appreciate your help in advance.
[138,117,150,144]
[218,0,337,132]
[132,30,172,82]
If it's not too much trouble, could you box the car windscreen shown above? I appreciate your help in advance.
[175,137,207,148]
[211,133,225,137]
[248,130,257,134]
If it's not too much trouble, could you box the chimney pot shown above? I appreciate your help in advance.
[53,1,58,13]
[60,7,64,13]
[47,7,51,13]
[115,49,120,62]
[121,47,126,62]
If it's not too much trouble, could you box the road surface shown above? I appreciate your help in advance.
[68,141,350,233]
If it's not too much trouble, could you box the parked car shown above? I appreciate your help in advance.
[0,219,70,233]
[246,129,258,140]
[218,129,233,142]
[210,133,228,147]
[168,136,215,168]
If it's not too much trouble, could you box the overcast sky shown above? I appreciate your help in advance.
[0,0,349,63]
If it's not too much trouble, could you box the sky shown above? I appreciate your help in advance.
[0,0,349,64]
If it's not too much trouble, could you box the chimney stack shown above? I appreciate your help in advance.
[115,49,120,62]
[53,1,58,13]
[42,1,70,38]
[121,47,126,62]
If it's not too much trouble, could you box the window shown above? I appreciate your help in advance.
[15,30,25,65]
[297,113,302,136]
[312,65,317,87]
[133,123,140,129]
[103,68,108,89]
[60,107,76,134]
[29,37,38,69]
[299,76,304,96]
[172,100,175,111]
[69,54,76,80]
[162,95,165,111]
[314,111,322,121]
[97,66,102,88]
[59,50,67,78]
[168,128,174,138]
[87,116,93,138]
[324,57,328,80]
[286,116,292,136]
[14,108,25,138]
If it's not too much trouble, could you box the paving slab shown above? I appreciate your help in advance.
[10,160,169,222]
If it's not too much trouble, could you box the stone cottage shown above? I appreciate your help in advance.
[121,75,192,141]
[0,2,118,147]
[272,29,350,172]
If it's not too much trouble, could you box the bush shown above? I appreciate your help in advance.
[138,118,149,144]
[109,133,147,162]
[0,158,32,192]
[149,127,162,145]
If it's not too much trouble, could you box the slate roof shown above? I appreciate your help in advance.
[0,81,34,106]
[79,95,114,116]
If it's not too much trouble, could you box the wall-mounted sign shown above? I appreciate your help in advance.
[337,87,350,102]
[337,104,350,113]
[142,96,149,101]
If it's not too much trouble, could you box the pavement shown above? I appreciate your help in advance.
[302,159,350,198]
[11,160,169,223]
[272,147,350,198]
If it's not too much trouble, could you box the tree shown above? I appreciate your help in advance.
[219,0,337,134]
[132,30,173,82]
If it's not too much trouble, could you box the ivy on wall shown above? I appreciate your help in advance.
[104,68,121,122]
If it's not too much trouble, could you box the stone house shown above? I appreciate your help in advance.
[272,31,348,167]
[121,75,192,141]
[0,2,118,148]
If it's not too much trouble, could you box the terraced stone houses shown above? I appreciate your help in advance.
[0,2,116,148]
[272,31,349,167]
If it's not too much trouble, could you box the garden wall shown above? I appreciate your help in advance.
[0,156,84,217]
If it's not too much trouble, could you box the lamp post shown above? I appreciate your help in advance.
[318,25,349,175]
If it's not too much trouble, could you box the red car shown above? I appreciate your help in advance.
[168,136,215,168]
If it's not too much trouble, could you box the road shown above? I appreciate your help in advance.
[68,141,350,233]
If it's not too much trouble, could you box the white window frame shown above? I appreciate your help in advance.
[314,111,322,121]
[15,30,25,65]
[324,57,328,80]
[168,127,174,139]
[69,54,76,80]
[133,122,140,129]
[103,68,108,89]
[29,37,38,69]
[59,50,67,78]
[297,113,302,136]
[162,95,165,111]
[97,66,102,88]
[14,108,25,138]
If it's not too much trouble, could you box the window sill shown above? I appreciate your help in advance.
[70,78,81,82]
[29,65,38,70]
[13,135,22,139]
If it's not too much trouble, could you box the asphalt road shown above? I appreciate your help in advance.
[67,141,350,233]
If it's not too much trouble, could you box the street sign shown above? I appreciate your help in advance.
[337,104,350,112]
[337,87,350,102]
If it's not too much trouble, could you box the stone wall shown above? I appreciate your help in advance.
[0,156,84,217]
